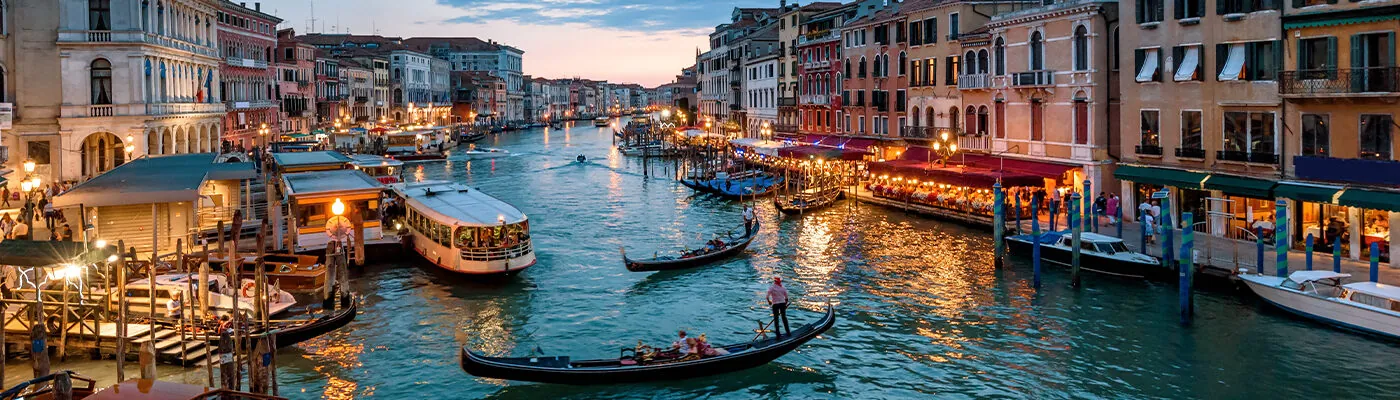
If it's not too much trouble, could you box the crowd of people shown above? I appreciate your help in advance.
[1,182,77,241]
[866,180,1007,217]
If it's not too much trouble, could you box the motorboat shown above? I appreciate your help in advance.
[1241,271,1400,339]
[384,131,447,162]
[389,181,536,275]
[461,306,835,385]
[593,117,611,127]
[622,221,759,272]
[462,144,510,160]
[203,251,328,295]
[348,154,405,185]
[110,273,297,318]
[1003,231,1167,281]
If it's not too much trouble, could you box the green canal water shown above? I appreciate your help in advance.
[252,124,1396,398]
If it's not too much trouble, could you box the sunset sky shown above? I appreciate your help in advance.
[267,0,775,87]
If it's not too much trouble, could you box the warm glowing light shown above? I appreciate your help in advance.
[932,142,941,151]
[94,239,108,248]
[20,181,32,192]
[22,159,36,173]
[52,264,84,280]
[951,144,958,152]
[106,254,119,263]
[940,131,949,141]
[331,198,346,216]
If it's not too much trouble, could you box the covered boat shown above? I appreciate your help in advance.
[348,154,405,185]
[203,252,327,295]
[680,171,781,200]
[112,273,297,318]
[1004,231,1166,281]
[1241,271,1400,340]
[460,306,835,384]
[390,181,536,275]
[774,188,843,215]
[593,117,611,127]
[622,221,759,272]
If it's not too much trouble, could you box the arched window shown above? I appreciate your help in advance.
[949,106,961,133]
[977,50,989,74]
[898,52,907,75]
[911,106,921,127]
[91,59,112,105]
[89,0,111,30]
[858,56,867,78]
[1073,25,1089,71]
[844,58,851,77]
[964,51,976,76]
[393,68,402,80]
[1030,31,1044,70]
[994,37,1006,75]
[977,106,989,136]
[883,54,891,77]
[965,106,977,136]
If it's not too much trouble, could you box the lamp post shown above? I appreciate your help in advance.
[929,130,959,167]
[257,124,270,149]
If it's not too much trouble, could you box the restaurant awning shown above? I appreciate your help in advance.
[958,153,1078,180]
[1337,187,1400,213]
[1273,182,1343,204]
[730,138,790,157]
[778,145,843,160]
[1114,165,1209,189]
[868,160,1045,188]
[1202,174,1275,198]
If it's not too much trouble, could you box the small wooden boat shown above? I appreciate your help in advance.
[0,371,97,400]
[111,273,297,318]
[264,292,359,348]
[621,221,759,272]
[1003,231,1167,281]
[460,306,835,384]
[204,252,328,295]
[774,188,843,215]
[461,130,487,143]
[1241,271,1400,340]
[680,171,781,200]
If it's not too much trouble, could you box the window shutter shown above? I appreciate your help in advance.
[1215,44,1226,79]
[1195,0,1205,16]
[1217,0,1228,14]
[1135,48,1145,77]
[930,58,937,86]
[1174,0,1185,19]
[1159,48,1167,81]
[1388,32,1397,67]
[1173,46,1184,73]
[1350,34,1362,68]
[930,18,938,43]
[1325,36,1338,78]
[1273,40,1284,81]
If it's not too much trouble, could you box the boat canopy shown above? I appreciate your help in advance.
[1289,270,1351,283]
[348,154,404,168]
[1344,282,1400,301]
[394,181,527,227]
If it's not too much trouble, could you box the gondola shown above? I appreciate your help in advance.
[621,221,759,272]
[774,188,844,215]
[461,131,487,143]
[679,174,781,200]
[460,306,835,385]
[266,292,358,348]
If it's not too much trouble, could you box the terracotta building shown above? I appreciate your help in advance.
[276,29,316,134]
[217,0,281,149]
[839,0,906,150]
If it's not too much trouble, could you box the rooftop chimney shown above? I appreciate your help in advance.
[255,2,261,12]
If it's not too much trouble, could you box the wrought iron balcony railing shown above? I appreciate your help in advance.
[1217,150,1278,164]
[1175,147,1206,159]
[1280,67,1400,96]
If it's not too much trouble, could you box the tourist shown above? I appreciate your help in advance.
[1151,200,1162,219]
[696,333,729,357]
[1,185,9,208]
[1144,213,1156,244]
[42,200,55,230]
[1138,199,1152,222]
[1094,192,1107,223]
[743,205,756,236]
[0,213,13,239]
[671,330,690,354]
[1106,194,1120,226]
[767,277,790,337]
[60,224,74,242]
[10,219,28,240]
[1033,188,1047,215]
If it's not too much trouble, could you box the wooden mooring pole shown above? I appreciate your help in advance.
[1070,193,1082,288]
[116,241,127,382]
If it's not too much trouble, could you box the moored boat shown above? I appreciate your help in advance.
[1003,231,1167,281]
[348,154,405,185]
[111,273,297,318]
[203,252,328,295]
[1241,271,1400,340]
[774,188,844,215]
[622,221,759,272]
[389,181,536,275]
[680,171,781,200]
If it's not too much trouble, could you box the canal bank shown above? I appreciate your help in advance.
[15,124,1400,398]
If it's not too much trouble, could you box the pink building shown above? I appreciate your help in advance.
[276,29,316,134]
[218,1,282,149]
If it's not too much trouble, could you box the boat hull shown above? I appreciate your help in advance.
[461,307,835,385]
[270,293,359,348]
[624,222,758,272]
[1241,275,1400,340]
[1004,235,1172,281]
[680,177,779,200]
[774,190,844,215]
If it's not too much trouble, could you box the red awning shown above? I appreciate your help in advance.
[837,138,878,152]
[868,160,1045,188]
[778,145,843,159]
[802,134,832,146]
[958,153,1078,180]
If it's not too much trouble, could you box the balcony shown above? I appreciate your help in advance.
[225,56,268,69]
[1175,147,1206,159]
[227,100,278,109]
[1011,70,1055,87]
[1135,144,1163,156]
[900,126,961,140]
[774,123,799,134]
[58,30,219,58]
[1280,67,1400,97]
[800,94,829,105]
[959,73,991,90]
[61,102,225,118]
[798,30,840,46]
[803,60,831,70]
[1217,150,1278,165]
[778,97,797,107]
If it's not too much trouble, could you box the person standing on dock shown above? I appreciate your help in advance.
[1105,194,1120,226]
[167,291,183,320]
[767,277,790,338]
[743,206,756,237]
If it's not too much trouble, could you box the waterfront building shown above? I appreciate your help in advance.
[314,52,344,127]
[547,79,571,120]
[795,3,854,140]
[390,49,433,122]
[6,0,226,185]
[979,0,1121,195]
[452,71,505,124]
[1274,1,1399,266]
[698,8,780,134]
[909,0,1031,153]
[343,60,374,125]
[525,76,547,122]
[744,41,780,139]
[217,0,281,148]
[1116,0,1284,241]
[733,21,779,135]
[777,2,846,138]
[404,37,525,122]
[840,0,906,153]
[276,29,316,134]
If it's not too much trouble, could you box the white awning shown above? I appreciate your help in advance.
[730,138,791,156]
[1135,49,1159,83]
[1174,47,1199,81]
[1218,44,1246,81]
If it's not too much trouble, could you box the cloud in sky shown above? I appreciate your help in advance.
[272,0,765,86]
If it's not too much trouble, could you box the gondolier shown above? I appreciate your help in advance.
[743,206,756,236]
[767,277,790,337]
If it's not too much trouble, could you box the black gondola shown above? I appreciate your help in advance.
[1003,231,1168,281]
[621,221,760,272]
[461,131,487,143]
[773,189,844,215]
[261,292,358,348]
[679,177,781,200]
[460,306,835,385]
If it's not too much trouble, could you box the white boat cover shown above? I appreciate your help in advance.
[1289,270,1351,283]
[393,181,527,227]
[1344,282,1400,301]
[730,138,791,156]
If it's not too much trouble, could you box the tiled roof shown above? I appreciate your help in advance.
[401,37,502,53]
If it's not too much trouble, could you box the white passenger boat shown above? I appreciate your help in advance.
[390,181,536,275]
[111,273,297,318]
[462,144,510,160]
[348,154,405,185]
[1240,271,1400,339]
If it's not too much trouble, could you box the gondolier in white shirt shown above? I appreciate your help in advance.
[743,206,756,237]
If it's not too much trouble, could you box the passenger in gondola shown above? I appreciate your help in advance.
[695,333,729,357]
[670,330,690,355]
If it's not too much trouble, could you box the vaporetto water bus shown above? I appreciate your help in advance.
[389,181,536,275]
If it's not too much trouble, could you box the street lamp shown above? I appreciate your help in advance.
[930,130,959,167]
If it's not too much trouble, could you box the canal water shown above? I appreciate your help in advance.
[175,123,1400,398]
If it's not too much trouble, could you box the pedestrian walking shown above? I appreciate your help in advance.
[1,186,9,208]
[766,277,790,337]
[10,219,29,240]
[1106,194,1120,226]
[0,213,13,239]
[42,200,55,230]
[1138,199,1152,222]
